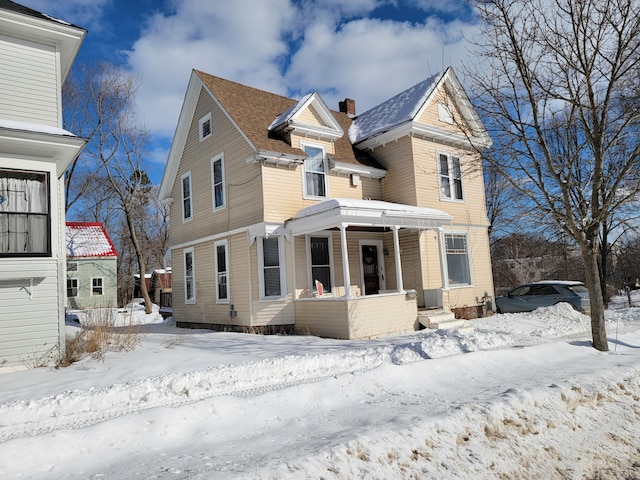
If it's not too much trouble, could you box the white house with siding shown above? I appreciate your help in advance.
[0,0,86,371]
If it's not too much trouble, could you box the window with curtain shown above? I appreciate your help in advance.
[445,233,471,285]
[439,153,463,201]
[303,145,327,198]
[0,169,50,256]
[260,236,282,298]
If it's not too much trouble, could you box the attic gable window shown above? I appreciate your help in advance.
[438,102,454,124]
[0,168,50,257]
[302,144,328,199]
[199,113,212,141]
[438,152,464,201]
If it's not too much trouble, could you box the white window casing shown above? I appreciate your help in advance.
[301,142,328,199]
[211,153,226,211]
[181,171,193,222]
[306,234,334,294]
[438,152,464,201]
[184,247,196,304]
[258,235,286,300]
[214,239,229,303]
[198,112,212,141]
[444,233,472,286]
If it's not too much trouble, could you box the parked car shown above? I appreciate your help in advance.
[495,281,590,315]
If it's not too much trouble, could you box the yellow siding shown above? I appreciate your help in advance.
[297,105,324,126]
[371,138,418,205]
[290,134,335,155]
[417,85,472,135]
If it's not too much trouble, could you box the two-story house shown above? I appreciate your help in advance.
[159,67,493,340]
[66,222,118,310]
[0,0,86,370]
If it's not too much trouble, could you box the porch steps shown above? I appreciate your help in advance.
[418,308,466,329]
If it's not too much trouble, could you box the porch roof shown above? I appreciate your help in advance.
[285,198,452,235]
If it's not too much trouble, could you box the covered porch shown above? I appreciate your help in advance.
[284,198,453,339]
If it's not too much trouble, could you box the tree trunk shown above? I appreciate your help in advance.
[126,210,153,315]
[581,242,608,351]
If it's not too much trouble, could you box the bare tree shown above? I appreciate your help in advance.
[65,62,154,313]
[467,0,640,350]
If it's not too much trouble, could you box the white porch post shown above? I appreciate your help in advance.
[339,224,352,298]
[392,226,404,292]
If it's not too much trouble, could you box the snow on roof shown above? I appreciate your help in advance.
[0,118,77,137]
[268,93,313,131]
[349,72,441,144]
[293,198,452,221]
[66,222,118,258]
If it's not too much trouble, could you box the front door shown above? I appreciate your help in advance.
[361,241,385,295]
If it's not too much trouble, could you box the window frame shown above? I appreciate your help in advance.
[183,247,196,304]
[67,278,78,298]
[301,142,329,199]
[0,168,51,257]
[210,153,226,211]
[198,112,212,142]
[91,277,104,296]
[181,171,193,222]
[438,152,464,202]
[214,239,230,304]
[438,102,454,124]
[444,233,472,287]
[258,235,286,300]
[67,262,78,272]
[306,234,334,294]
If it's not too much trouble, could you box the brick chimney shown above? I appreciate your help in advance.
[339,98,356,117]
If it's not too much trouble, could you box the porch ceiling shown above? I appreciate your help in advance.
[284,198,452,235]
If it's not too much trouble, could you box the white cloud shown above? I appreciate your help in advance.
[19,0,110,31]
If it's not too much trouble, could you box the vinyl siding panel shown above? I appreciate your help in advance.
[0,36,59,127]
[296,105,324,126]
[371,138,418,205]
[0,260,61,369]
[417,86,471,135]
[66,258,118,309]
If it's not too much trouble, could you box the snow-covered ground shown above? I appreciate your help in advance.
[1,294,640,479]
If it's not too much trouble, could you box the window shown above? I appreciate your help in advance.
[303,144,327,198]
[214,240,229,303]
[0,169,50,256]
[309,235,332,293]
[67,278,78,297]
[438,102,454,124]
[199,113,212,141]
[211,154,225,210]
[67,262,78,272]
[181,172,192,221]
[92,277,103,296]
[445,234,471,286]
[184,247,196,303]
[439,153,463,201]
[259,236,284,299]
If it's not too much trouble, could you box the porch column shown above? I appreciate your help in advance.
[392,226,404,292]
[339,224,352,298]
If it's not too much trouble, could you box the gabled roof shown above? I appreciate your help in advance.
[350,67,491,150]
[268,92,344,141]
[66,222,118,258]
[159,70,383,201]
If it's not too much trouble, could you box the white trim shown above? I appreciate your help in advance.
[214,239,230,304]
[306,233,335,294]
[438,102,454,124]
[358,239,386,295]
[198,112,212,142]
[180,171,193,222]
[257,235,286,301]
[183,247,196,304]
[301,141,329,200]
[210,153,226,211]
[442,231,473,288]
[90,277,103,296]
[437,151,464,202]
[330,160,386,179]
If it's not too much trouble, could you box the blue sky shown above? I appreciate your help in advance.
[20,0,479,184]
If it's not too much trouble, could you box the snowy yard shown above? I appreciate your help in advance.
[1,295,640,479]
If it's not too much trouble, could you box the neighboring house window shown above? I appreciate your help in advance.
[438,102,454,124]
[0,169,50,256]
[445,234,471,286]
[309,235,332,293]
[199,113,212,141]
[302,144,328,198]
[211,154,225,210]
[181,172,193,222]
[439,153,463,201]
[259,236,284,299]
[184,247,195,304]
[92,277,103,296]
[67,278,78,297]
[214,240,229,303]
[67,262,78,272]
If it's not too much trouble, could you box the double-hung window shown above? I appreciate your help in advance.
[199,113,212,141]
[67,278,78,297]
[303,144,327,198]
[445,234,471,286]
[181,172,192,222]
[214,240,229,303]
[259,236,284,299]
[309,235,332,293]
[439,153,463,201]
[0,169,50,256]
[211,154,225,210]
[184,247,195,303]
[92,277,103,296]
